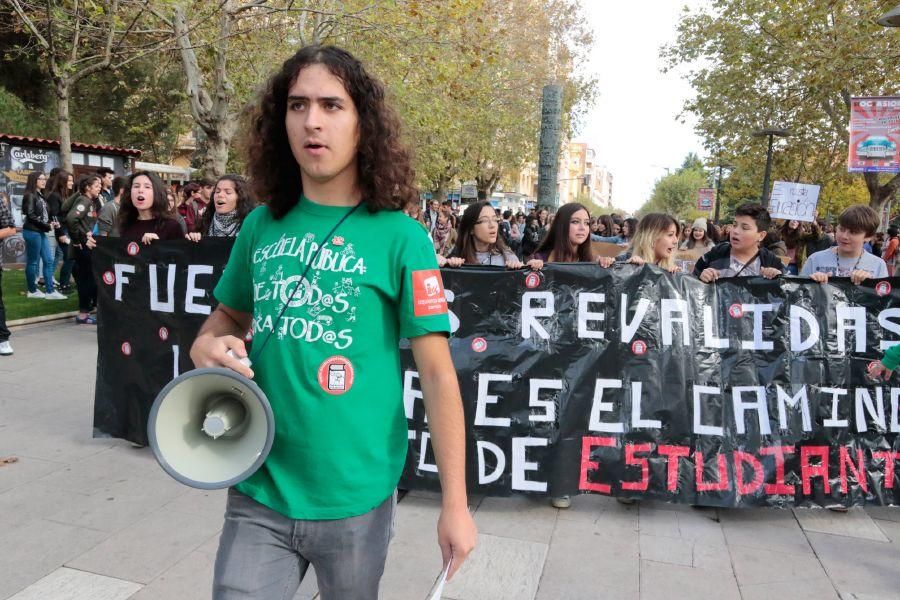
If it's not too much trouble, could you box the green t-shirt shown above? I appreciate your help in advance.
[214,197,450,519]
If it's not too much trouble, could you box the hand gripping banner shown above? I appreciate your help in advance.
[93,240,900,507]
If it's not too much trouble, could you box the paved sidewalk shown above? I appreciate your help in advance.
[2,321,900,599]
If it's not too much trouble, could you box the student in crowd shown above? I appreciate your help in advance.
[178,182,204,233]
[97,167,115,204]
[620,217,638,245]
[404,201,427,228]
[118,172,185,244]
[679,217,715,252]
[66,175,104,324]
[197,177,215,211]
[0,192,18,355]
[22,171,65,299]
[97,176,126,237]
[189,174,256,239]
[44,170,75,292]
[521,214,543,259]
[442,201,523,268]
[802,205,887,285]
[599,213,681,273]
[432,211,457,257]
[882,226,900,276]
[693,203,784,281]
[527,202,596,272]
[762,227,787,259]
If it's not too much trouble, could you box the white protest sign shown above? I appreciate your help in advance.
[768,181,821,222]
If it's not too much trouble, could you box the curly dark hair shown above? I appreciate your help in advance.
[200,174,256,234]
[243,45,416,220]
[118,171,176,233]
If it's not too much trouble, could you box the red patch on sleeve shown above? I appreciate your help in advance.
[412,269,448,317]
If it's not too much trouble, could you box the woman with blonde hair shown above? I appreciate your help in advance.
[599,213,681,272]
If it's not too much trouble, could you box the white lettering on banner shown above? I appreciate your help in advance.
[475,373,513,427]
[693,386,723,436]
[892,389,900,433]
[879,308,900,350]
[777,386,812,432]
[702,305,729,348]
[511,437,548,492]
[114,263,136,301]
[577,293,605,339]
[588,379,624,432]
[620,295,651,343]
[790,306,820,352]
[631,381,661,429]
[661,299,690,346]
[149,264,175,313]
[477,441,506,484]
[529,379,562,422]
[740,304,774,351]
[403,371,423,420]
[418,432,438,473]
[732,386,771,435]
[837,305,867,353]
[172,345,180,378]
[855,388,886,433]
[522,291,553,339]
[822,388,849,428]
[185,265,214,315]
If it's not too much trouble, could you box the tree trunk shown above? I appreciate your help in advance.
[202,130,231,178]
[865,172,900,221]
[56,79,72,172]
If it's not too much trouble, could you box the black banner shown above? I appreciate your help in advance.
[93,239,900,507]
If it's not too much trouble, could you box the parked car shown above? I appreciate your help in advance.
[857,136,897,159]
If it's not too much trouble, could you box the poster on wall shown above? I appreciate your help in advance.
[848,96,900,174]
[696,188,715,211]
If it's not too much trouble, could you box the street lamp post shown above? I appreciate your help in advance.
[752,128,791,204]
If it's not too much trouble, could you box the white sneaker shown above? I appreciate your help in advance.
[26,290,45,299]
[0,341,12,356]
[44,291,67,300]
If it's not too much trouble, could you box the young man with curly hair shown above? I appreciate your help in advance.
[190,46,476,599]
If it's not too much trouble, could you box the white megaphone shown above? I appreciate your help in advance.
[148,353,275,489]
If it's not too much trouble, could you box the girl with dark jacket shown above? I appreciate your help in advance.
[65,175,103,324]
[118,172,184,244]
[22,171,65,299]
[44,170,75,291]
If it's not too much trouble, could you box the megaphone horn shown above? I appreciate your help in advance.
[148,360,274,490]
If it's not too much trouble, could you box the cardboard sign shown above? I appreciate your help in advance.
[591,241,626,258]
[769,181,820,222]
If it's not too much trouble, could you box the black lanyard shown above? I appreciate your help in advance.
[732,251,759,277]
[250,202,361,362]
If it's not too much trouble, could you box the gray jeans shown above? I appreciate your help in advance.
[213,488,397,600]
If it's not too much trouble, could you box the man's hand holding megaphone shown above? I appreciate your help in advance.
[189,305,255,379]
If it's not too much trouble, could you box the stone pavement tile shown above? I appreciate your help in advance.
[0,519,108,599]
[442,533,548,600]
[45,476,187,534]
[0,455,67,494]
[7,566,142,600]
[674,510,727,546]
[793,508,889,542]
[739,576,840,600]
[0,481,91,523]
[381,495,447,600]
[639,534,693,567]
[555,493,639,533]
[535,513,639,600]
[640,559,741,600]
[0,421,116,463]
[720,510,814,555]
[128,550,213,600]
[728,544,827,587]
[864,505,900,523]
[638,507,680,538]
[195,531,222,557]
[691,543,734,572]
[872,517,900,544]
[473,495,558,544]
[806,531,900,598]
[161,487,227,517]
[33,446,164,496]
[67,508,223,584]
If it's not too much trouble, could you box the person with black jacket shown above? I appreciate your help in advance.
[44,170,75,291]
[65,174,103,324]
[692,203,784,282]
[0,193,18,355]
[22,171,66,299]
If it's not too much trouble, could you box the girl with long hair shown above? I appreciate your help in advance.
[118,171,184,244]
[188,174,256,240]
[527,202,595,270]
[432,211,457,257]
[65,175,103,324]
[21,171,65,299]
[442,201,523,268]
[599,213,681,272]
[679,217,715,252]
[621,217,638,243]
[44,169,75,291]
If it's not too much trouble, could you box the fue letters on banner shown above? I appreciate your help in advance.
[93,239,900,508]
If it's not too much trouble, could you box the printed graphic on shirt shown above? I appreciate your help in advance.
[317,356,355,395]
[251,232,365,351]
[412,269,449,316]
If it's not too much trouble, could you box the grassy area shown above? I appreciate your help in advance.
[1,267,79,322]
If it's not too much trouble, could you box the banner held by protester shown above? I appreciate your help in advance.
[93,239,900,508]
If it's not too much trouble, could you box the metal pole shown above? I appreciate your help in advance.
[761,133,775,204]
[714,163,723,223]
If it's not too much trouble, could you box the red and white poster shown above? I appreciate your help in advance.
[696,188,715,211]
[848,96,900,173]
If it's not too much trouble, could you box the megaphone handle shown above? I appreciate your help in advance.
[226,349,253,368]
